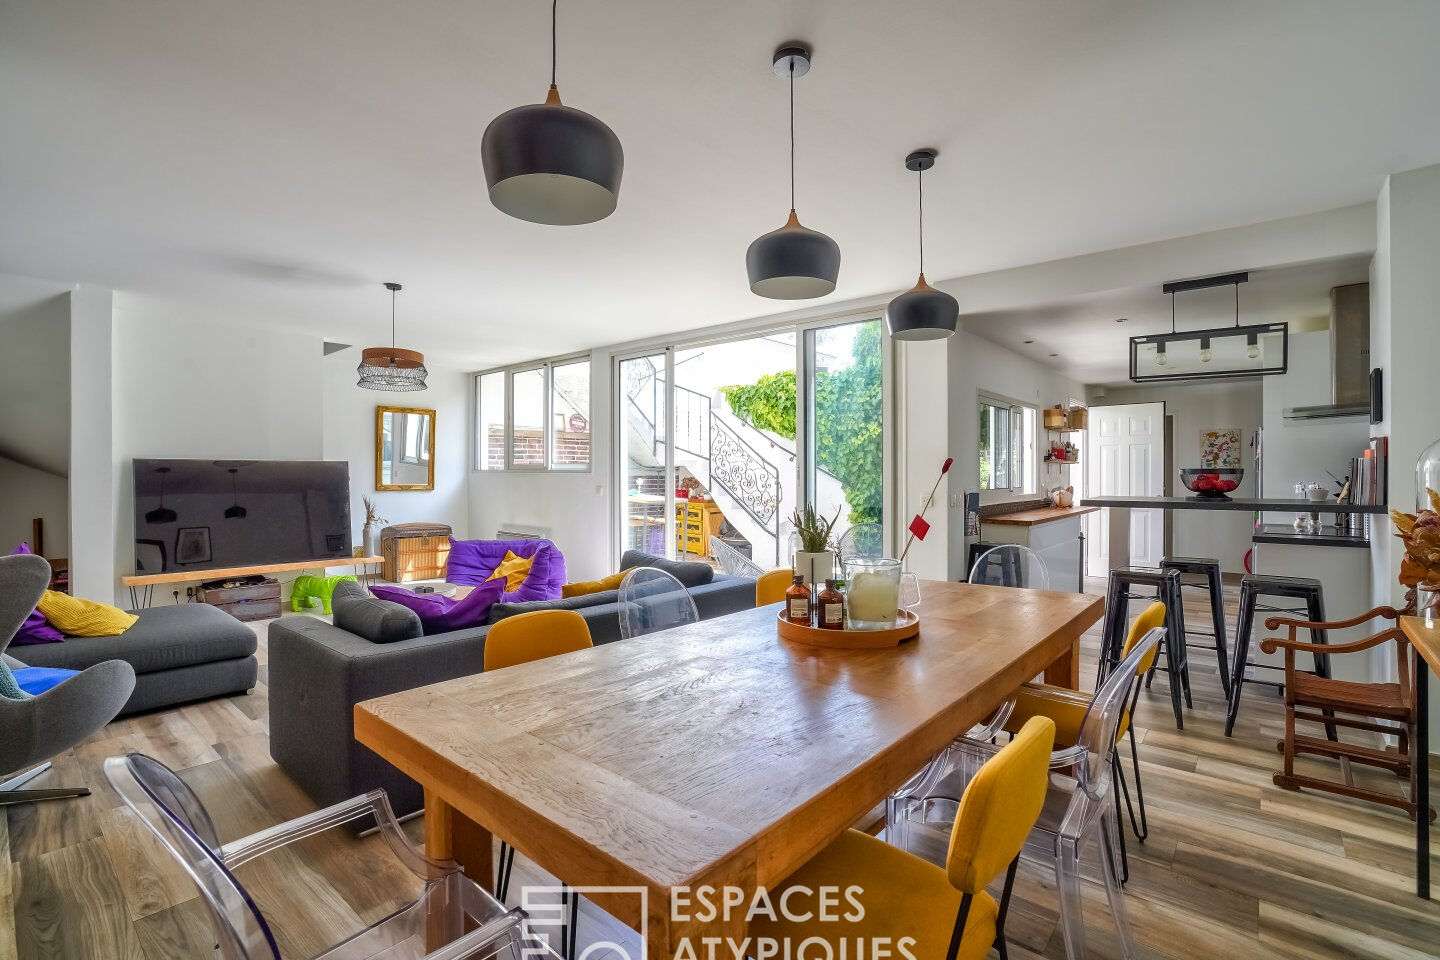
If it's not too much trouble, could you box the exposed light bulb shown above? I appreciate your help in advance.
[1155,350,1167,366]
[1200,348,1212,363]
[1247,344,1260,360]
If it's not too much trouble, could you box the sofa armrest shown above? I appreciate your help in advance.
[267,616,489,816]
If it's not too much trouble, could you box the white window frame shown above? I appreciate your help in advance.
[977,392,1038,501]
[473,353,592,473]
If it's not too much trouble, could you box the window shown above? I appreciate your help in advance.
[979,395,1036,495]
[475,357,591,471]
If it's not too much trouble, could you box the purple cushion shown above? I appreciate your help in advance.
[370,580,506,634]
[9,542,63,645]
[445,538,566,602]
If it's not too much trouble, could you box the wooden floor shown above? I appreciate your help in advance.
[4,583,1438,959]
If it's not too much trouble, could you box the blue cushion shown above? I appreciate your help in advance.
[13,666,80,696]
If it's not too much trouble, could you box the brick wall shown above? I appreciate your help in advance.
[485,426,590,468]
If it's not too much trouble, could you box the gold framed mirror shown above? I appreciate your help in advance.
[375,406,436,491]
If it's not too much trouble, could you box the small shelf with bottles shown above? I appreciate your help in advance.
[1044,403,1086,467]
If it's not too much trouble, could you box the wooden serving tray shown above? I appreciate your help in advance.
[776,609,920,649]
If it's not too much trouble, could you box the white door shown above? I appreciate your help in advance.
[1086,402,1165,571]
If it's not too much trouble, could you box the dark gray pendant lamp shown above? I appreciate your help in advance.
[886,149,958,340]
[746,44,841,299]
[481,0,623,225]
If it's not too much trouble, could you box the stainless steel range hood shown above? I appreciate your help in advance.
[1283,282,1370,421]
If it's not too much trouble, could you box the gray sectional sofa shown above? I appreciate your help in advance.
[268,551,756,821]
[16,601,258,715]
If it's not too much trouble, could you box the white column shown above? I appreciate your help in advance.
[66,284,117,603]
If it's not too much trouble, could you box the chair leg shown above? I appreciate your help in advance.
[1208,565,1232,700]
[1055,840,1087,960]
[993,856,1020,960]
[496,842,516,902]
[1162,598,1186,729]
[1101,808,1138,960]
[1306,591,1340,742]
[1100,578,1126,686]
[1226,585,1256,737]
[0,786,92,806]
[564,888,579,960]
[1170,582,1193,708]
[1111,754,1130,884]
[1116,731,1149,843]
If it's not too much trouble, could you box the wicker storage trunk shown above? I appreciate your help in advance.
[380,523,453,583]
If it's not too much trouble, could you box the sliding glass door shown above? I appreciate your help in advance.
[618,351,671,558]
[803,319,885,554]
[615,317,888,571]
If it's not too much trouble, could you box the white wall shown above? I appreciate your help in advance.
[1369,164,1440,739]
[0,457,68,557]
[1259,330,1370,523]
[897,340,949,581]
[1103,380,1263,573]
[68,284,117,601]
[322,352,471,545]
[108,300,325,602]
[468,350,614,582]
[947,331,1085,579]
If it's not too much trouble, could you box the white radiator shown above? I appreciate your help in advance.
[495,527,550,541]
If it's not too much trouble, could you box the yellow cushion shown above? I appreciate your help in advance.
[947,716,1055,895]
[1005,681,1133,745]
[1123,601,1168,675]
[485,551,534,592]
[561,570,626,599]
[748,828,999,960]
[35,590,138,637]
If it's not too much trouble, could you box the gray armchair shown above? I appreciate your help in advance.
[1,554,135,806]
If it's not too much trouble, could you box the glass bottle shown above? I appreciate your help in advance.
[817,578,845,630]
[784,574,812,625]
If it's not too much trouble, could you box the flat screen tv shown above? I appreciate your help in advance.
[133,459,352,575]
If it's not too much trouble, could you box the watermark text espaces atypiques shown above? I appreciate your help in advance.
[669,885,918,960]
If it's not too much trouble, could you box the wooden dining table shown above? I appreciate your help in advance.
[1398,615,1437,899]
[354,580,1103,958]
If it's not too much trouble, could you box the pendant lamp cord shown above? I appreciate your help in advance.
[1170,291,1176,334]
[550,0,558,87]
[391,286,397,349]
[918,167,925,276]
[1234,281,1240,327]
[788,61,796,212]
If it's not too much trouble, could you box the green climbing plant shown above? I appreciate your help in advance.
[720,322,884,525]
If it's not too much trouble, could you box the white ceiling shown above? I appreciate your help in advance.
[2,0,1438,368]
[965,255,1373,386]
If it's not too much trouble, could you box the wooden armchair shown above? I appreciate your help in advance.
[1260,606,1435,822]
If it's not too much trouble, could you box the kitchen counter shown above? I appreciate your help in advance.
[982,505,1101,526]
[1084,496,1387,514]
[1252,523,1370,549]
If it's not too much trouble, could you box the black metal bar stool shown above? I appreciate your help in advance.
[1101,567,1191,729]
[1159,556,1232,700]
[1225,573,1331,738]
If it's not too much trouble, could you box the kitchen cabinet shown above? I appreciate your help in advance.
[980,506,1098,592]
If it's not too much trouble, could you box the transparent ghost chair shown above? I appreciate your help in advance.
[967,544,1051,590]
[617,567,700,640]
[835,521,884,577]
[104,752,530,960]
[888,628,1164,960]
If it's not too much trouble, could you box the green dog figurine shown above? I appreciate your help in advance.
[290,574,358,614]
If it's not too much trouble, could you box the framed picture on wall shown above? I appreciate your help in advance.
[1200,428,1243,468]
[175,526,212,565]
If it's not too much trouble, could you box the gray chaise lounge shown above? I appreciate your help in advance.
[16,600,258,715]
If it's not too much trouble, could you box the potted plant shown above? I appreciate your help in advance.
[360,496,387,559]
[1390,488,1440,615]
[791,504,840,586]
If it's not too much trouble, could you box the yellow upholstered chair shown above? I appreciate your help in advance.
[750,716,1056,960]
[754,568,794,607]
[1002,599,1165,870]
[482,606,592,937]
[483,609,592,672]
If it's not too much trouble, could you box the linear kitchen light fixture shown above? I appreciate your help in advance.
[1129,271,1288,382]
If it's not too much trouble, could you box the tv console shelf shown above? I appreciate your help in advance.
[122,555,383,608]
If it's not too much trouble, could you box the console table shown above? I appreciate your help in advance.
[121,555,383,608]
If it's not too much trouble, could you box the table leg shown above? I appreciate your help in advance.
[1417,660,1430,899]
[424,789,496,949]
[1107,507,1131,571]
[1044,635,1081,689]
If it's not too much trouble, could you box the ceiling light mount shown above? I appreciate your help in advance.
[772,45,811,78]
[904,149,937,173]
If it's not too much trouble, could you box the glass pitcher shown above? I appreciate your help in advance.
[845,557,921,630]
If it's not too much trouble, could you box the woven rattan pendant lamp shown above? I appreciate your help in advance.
[745,44,840,299]
[357,282,427,392]
[886,149,958,340]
